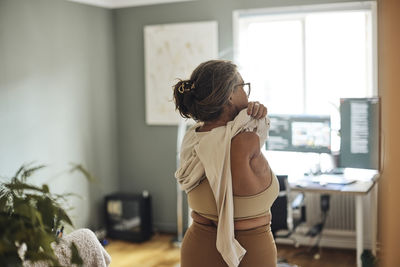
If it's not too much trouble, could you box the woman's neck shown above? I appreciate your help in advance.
[200,120,227,131]
[199,108,238,132]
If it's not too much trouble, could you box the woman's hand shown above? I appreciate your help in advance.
[247,101,268,119]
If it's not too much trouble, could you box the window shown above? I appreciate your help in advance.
[235,3,377,115]
[233,2,377,174]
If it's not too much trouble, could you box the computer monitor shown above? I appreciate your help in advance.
[266,114,331,154]
[339,97,380,170]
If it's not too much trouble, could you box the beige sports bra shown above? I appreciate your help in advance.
[187,171,279,221]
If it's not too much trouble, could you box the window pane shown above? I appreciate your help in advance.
[305,11,371,115]
[238,20,304,114]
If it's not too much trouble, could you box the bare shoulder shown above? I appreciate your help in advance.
[231,131,260,159]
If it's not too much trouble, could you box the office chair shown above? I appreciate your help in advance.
[271,175,306,246]
[272,175,330,263]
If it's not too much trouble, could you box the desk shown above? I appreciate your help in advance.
[289,169,380,267]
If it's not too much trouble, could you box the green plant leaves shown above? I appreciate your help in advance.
[36,197,54,228]
[5,181,46,195]
[41,184,49,194]
[69,163,95,182]
[56,207,73,227]
[0,195,7,211]
[21,165,46,182]
[0,163,89,266]
[0,251,23,267]
[70,242,84,266]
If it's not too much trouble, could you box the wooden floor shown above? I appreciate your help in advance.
[105,234,356,267]
[276,244,356,267]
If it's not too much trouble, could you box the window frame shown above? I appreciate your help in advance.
[232,1,378,101]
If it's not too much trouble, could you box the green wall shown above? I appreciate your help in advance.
[0,0,118,229]
[113,0,370,232]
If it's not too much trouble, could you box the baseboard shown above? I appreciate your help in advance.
[153,222,178,234]
[275,226,373,250]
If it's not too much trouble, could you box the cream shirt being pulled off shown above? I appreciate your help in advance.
[175,109,270,267]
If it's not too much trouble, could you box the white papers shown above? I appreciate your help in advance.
[350,102,369,154]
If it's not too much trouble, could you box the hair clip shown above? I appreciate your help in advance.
[178,81,195,94]
[178,83,186,93]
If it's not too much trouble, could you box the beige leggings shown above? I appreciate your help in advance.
[181,221,277,267]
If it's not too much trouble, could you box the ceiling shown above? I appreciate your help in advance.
[65,0,194,9]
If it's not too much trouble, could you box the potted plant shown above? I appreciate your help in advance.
[0,163,92,266]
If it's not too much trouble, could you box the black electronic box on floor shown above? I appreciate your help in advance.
[104,191,153,242]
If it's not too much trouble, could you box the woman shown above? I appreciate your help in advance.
[174,60,279,267]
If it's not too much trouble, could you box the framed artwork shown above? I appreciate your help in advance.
[144,21,218,125]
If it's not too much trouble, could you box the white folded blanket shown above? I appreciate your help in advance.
[22,228,111,267]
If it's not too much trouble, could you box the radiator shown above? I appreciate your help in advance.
[278,191,376,249]
[304,193,356,231]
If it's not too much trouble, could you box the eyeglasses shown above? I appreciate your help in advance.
[236,82,251,97]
